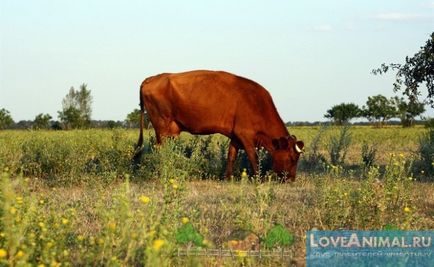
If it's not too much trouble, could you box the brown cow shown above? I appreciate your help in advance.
[135,70,304,181]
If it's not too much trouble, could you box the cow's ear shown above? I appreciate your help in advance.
[272,139,280,150]
[279,137,289,150]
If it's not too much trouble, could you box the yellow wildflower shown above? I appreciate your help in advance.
[404,207,411,213]
[169,179,175,184]
[152,239,165,251]
[181,217,189,224]
[172,183,179,190]
[241,168,248,179]
[16,197,23,205]
[37,264,45,267]
[62,218,69,225]
[9,207,16,215]
[0,249,7,258]
[236,250,247,257]
[38,222,45,228]
[39,200,44,204]
[16,250,24,258]
[77,235,84,241]
[139,195,150,204]
[107,222,116,231]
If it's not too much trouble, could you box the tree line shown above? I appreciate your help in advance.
[0,84,151,130]
[324,95,425,127]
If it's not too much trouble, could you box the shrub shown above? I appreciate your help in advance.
[361,142,377,169]
[263,224,294,249]
[317,154,415,229]
[328,126,352,166]
[415,128,434,180]
[300,125,328,172]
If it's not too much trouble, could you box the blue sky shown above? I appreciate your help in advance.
[1,0,433,122]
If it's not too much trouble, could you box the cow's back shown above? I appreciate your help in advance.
[141,70,285,137]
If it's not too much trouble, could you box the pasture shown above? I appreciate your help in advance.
[1,126,433,266]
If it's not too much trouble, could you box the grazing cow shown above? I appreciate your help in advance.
[135,70,304,181]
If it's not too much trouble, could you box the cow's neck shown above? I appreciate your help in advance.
[256,124,289,152]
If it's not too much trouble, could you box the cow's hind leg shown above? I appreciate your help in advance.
[225,139,240,180]
[154,121,182,144]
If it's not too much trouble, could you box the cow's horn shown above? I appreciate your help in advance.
[295,143,303,153]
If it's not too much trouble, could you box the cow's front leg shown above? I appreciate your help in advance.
[225,140,239,180]
[244,145,259,176]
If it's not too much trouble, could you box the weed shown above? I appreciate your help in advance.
[328,125,352,166]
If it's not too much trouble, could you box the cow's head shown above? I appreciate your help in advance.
[271,135,304,181]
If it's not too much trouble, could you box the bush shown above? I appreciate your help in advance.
[424,118,434,128]
[361,142,377,169]
[328,126,352,166]
[415,128,434,180]
[317,154,415,229]
[300,125,328,172]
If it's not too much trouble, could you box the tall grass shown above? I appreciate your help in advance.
[0,126,433,265]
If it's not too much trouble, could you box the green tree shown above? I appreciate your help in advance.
[324,103,362,125]
[391,97,425,127]
[58,84,93,129]
[0,108,14,129]
[362,95,397,127]
[58,107,82,130]
[33,113,52,129]
[125,108,151,128]
[373,32,434,105]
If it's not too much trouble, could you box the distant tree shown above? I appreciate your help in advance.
[362,95,397,126]
[0,108,14,129]
[126,108,151,128]
[33,113,52,129]
[58,107,82,130]
[324,103,362,125]
[15,120,33,129]
[58,84,93,129]
[372,32,434,105]
[106,120,123,129]
[51,121,62,130]
[391,97,425,127]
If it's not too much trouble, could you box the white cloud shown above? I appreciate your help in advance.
[422,2,434,8]
[312,24,333,32]
[374,12,421,21]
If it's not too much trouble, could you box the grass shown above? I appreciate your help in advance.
[0,126,433,266]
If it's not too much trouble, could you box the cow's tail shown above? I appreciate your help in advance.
[136,89,145,149]
[133,86,145,165]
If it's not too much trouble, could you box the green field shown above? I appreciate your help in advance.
[1,126,433,266]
